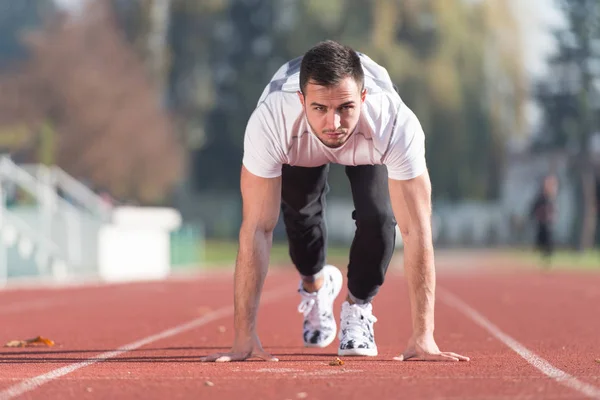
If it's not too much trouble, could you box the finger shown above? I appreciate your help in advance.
[200,352,248,363]
[215,352,252,362]
[253,350,279,362]
[393,350,416,361]
[200,353,226,362]
[395,353,458,362]
[441,352,470,361]
[421,353,460,362]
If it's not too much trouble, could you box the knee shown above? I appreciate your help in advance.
[352,209,396,230]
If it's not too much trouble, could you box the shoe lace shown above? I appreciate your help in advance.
[297,292,327,329]
[341,306,377,338]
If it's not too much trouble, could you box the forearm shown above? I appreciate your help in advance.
[233,226,273,338]
[403,230,436,337]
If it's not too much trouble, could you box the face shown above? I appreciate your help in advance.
[298,76,366,148]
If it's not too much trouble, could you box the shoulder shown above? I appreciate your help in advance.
[250,90,303,133]
[245,88,303,154]
[358,52,399,95]
[358,52,404,127]
[257,56,303,105]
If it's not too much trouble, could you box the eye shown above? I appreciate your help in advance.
[341,105,354,111]
[313,106,326,112]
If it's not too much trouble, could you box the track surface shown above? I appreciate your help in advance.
[1,262,599,399]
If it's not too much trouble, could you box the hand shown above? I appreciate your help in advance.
[200,333,278,363]
[394,333,470,362]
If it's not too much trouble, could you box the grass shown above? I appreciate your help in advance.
[507,248,600,271]
[173,237,599,273]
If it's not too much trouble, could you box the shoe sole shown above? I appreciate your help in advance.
[338,347,378,356]
[302,265,343,348]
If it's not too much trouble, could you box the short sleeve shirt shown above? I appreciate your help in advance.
[242,53,427,181]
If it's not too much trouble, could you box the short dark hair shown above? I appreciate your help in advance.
[299,40,364,94]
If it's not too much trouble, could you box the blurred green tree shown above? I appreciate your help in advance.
[19,0,185,205]
[0,0,56,68]
[113,0,527,203]
[113,0,229,190]
[535,0,600,250]
[359,0,526,201]
[0,0,57,158]
[259,0,526,201]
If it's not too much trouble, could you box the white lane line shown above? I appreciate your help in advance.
[0,285,293,400]
[438,288,600,400]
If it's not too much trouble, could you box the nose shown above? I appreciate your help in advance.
[326,110,341,131]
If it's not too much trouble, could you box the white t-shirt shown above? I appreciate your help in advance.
[242,53,427,181]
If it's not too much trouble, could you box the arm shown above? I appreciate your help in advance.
[388,171,435,337]
[202,165,281,362]
[234,165,281,343]
[388,170,469,362]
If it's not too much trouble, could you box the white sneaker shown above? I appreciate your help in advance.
[297,265,343,348]
[337,301,378,356]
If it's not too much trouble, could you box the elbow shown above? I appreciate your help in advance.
[259,225,276,237]
[240,220,277,238]
[401,223,433,248]
[398,225,410,239]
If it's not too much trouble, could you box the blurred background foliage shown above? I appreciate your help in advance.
[0,0,598,249]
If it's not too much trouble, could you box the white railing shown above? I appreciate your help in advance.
[20,164,113,221]
[0,207,66,286]
[0,156,189,286]
[0,156,99,285]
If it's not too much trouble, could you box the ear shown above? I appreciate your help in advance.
[360,88,367,103]
[297,90,305,107]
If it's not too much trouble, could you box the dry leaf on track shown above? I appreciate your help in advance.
[328,357,344,366]
[5,336,55,348]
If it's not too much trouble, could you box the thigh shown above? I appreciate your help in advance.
[281,164,330,212]
[345,165,394,220]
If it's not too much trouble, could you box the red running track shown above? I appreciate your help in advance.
[0,266,599,400]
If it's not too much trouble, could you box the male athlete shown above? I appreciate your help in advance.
[201,40,469,363]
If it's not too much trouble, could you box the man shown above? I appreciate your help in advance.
[530,174,559,265]
[201,40,469,363]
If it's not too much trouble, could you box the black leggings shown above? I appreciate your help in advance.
[280,164,396,302]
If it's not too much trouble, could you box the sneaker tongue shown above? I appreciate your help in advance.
[344,303,375,323]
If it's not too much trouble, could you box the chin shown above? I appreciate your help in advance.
[326,142,345,149]
[319,134,350,149]
[320,139,344,149]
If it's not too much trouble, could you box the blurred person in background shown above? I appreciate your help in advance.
[201,40,469,363]
[530,174,559,265]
